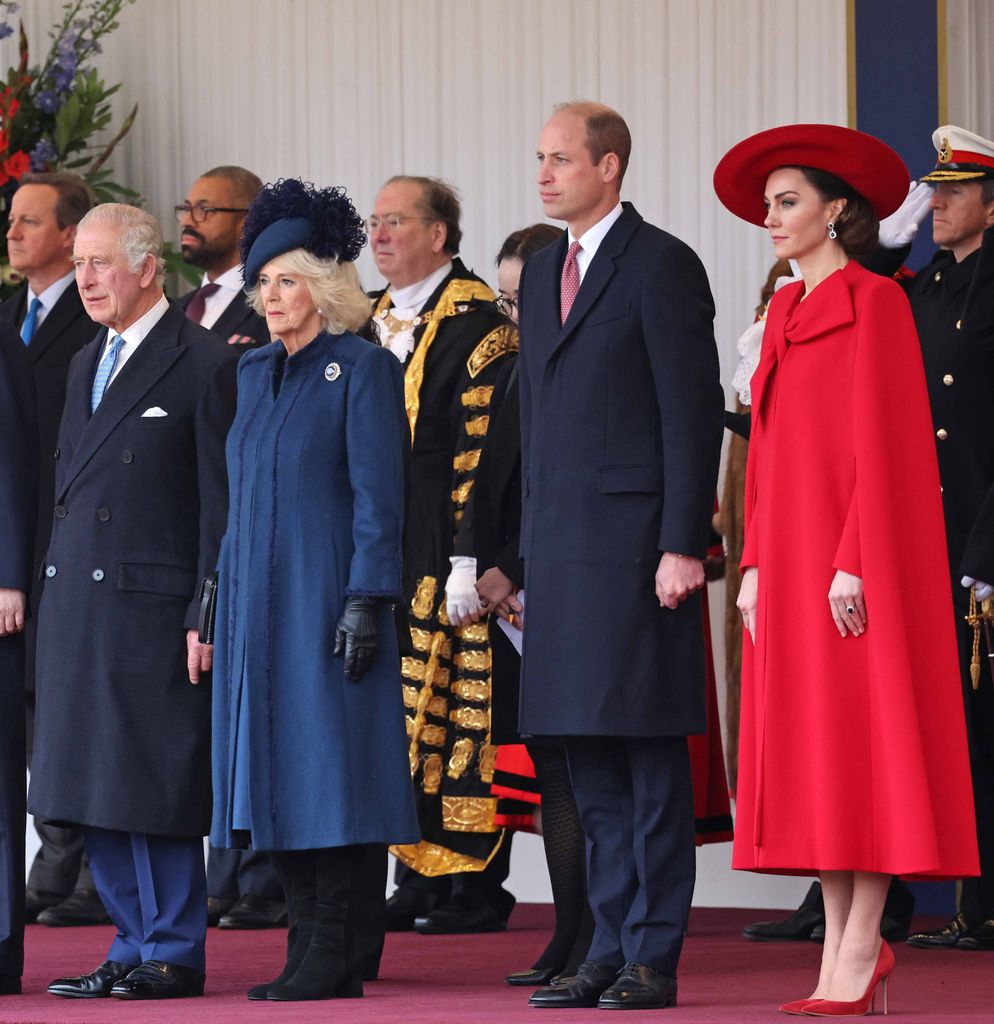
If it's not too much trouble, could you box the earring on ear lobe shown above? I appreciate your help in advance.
[827,221,838,240]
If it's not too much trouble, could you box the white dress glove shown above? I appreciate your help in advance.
[878,182,933,248]
[963,576,994,602]
[445,555,482,626]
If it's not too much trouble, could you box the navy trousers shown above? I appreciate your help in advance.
[83,827,207,969]
[206,846,282,901]
[566,735,696,976]
[0,636,25,980]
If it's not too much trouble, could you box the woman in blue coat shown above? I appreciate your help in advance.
[210,179,419,1002]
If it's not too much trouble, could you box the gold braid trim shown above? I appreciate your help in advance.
[404,279,496,441]
[467,323,518,379]
[465,415,490,437]
[452,678,491,703]
[390,829,506,876]
[450,706,489,731]
[457,623,489,644]
[461,385,495,408]
[441,795,498,832]
[454,649,489,673]
[452,480,474,506]
[406,631,447,774]
[453,449,482,473]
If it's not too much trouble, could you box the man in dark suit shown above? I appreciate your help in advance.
[1,171,109,928]
[0,322,39,997]
[28,204,237,999]
[177,166,270,349]
[519,102,723,1010]
[176,166,280,929]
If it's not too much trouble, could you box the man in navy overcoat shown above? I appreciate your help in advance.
[0,321,39,995]
[519,103,723,1010]
[28,204,237,1000]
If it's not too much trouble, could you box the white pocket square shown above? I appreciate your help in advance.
[141,407,168,418]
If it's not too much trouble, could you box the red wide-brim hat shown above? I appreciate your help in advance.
[713,124,909,227]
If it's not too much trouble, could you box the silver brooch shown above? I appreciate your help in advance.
[324,362,341,382]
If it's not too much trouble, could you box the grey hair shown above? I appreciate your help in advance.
[77,203,167,286]
[245,247,371,335]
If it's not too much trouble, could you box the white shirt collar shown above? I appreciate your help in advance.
[568,202,624,281]
[201,264,244,292]
[388,260,453,312]
[111,293,171,348]
[26,268,76,317]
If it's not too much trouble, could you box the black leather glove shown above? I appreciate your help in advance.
[334,597,378,682]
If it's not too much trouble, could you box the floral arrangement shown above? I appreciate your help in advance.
[0,0,139,293]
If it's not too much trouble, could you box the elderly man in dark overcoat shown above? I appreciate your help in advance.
[519,102,723,1011]
[28,203,237,1000]
[0,322,39,996]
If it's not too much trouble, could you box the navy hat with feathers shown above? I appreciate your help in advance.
[240,178,366,287]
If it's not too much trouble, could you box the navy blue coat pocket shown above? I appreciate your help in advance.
[596,463,663,494]
[117,561,197,598]
[586,303,631,327]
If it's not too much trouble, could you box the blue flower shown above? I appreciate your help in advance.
[0,24,12,40]
[36,90,61,114]
[30,138,59,171]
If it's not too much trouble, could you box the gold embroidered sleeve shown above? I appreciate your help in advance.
[466,324,518,379]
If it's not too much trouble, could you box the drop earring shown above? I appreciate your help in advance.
[827,221,838,240]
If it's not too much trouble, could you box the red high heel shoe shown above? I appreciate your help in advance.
[804,942,895,1017]
[779,997,817,1015]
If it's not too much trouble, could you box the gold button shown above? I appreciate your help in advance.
[936,428,948,440]
[956,319,962,329]
[934,271,942,282]
[943,374,954,385]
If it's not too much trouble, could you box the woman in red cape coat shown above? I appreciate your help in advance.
[715,124,979,1013]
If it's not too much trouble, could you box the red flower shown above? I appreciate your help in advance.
[0,149,30,185]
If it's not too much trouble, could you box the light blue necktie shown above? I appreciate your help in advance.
[91,334,125,413]
[20,296,41,345]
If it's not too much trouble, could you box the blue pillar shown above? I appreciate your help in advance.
[850,0,944,269]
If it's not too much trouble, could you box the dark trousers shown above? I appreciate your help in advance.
[207,846,282,901]
[0,636,26,979]
[83,827,207,970]
[566,735,696,976]
[962,758,994,925]
[25,690,93,897]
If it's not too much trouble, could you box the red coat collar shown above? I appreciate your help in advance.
[781,263,857,345]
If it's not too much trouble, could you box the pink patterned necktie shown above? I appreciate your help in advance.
[560,240,582,325]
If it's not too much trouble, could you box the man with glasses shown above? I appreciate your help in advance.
[0,172,111,930]
[175,167,282,930]
[368,176,519,937]
[175,166,270,348]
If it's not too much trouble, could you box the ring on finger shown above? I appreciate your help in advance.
[845,605,855,615]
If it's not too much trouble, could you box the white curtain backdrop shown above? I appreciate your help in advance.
[7,0,860,908]
[946,0,994,136]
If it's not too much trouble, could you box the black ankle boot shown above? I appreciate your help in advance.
[267,846,360,1001]
[247,850,316,1001]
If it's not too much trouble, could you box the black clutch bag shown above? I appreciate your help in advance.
[198,571,219,644]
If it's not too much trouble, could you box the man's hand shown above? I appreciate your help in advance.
[0,589,26,637]
[445,555,484,627]
[737,567,758,642]
[187,629,213,684]
[655,552,704,609]
[963,576,994,602]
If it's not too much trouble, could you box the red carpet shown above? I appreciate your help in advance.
[2,907,992,1022]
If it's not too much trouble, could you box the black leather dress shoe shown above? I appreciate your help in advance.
[528,960,618,1008]
[25,887,63,924]
[907,912,970,949]
[36,889,110,927]
[110,961,205,999]
[742,882,824,941]
[415,890,515,934]
[0,973,21,995]
[505,966,560,986]
[385,888,441,932]
[48,960,135,998]
[957,918,994,951]
[598,962,677,1010]
[218,894,288,929]
[207,896,235,926]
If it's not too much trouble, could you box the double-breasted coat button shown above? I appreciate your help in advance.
[120,450,134,464]
[54,504,67,519]
[45,565,57,578]
[54,447,60,459]
[92,569,104,581]
[934,271,942,282]
[936,428,948,440]
[97,507,111,522]
[956,319,962,330]
[943,374,954,385]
